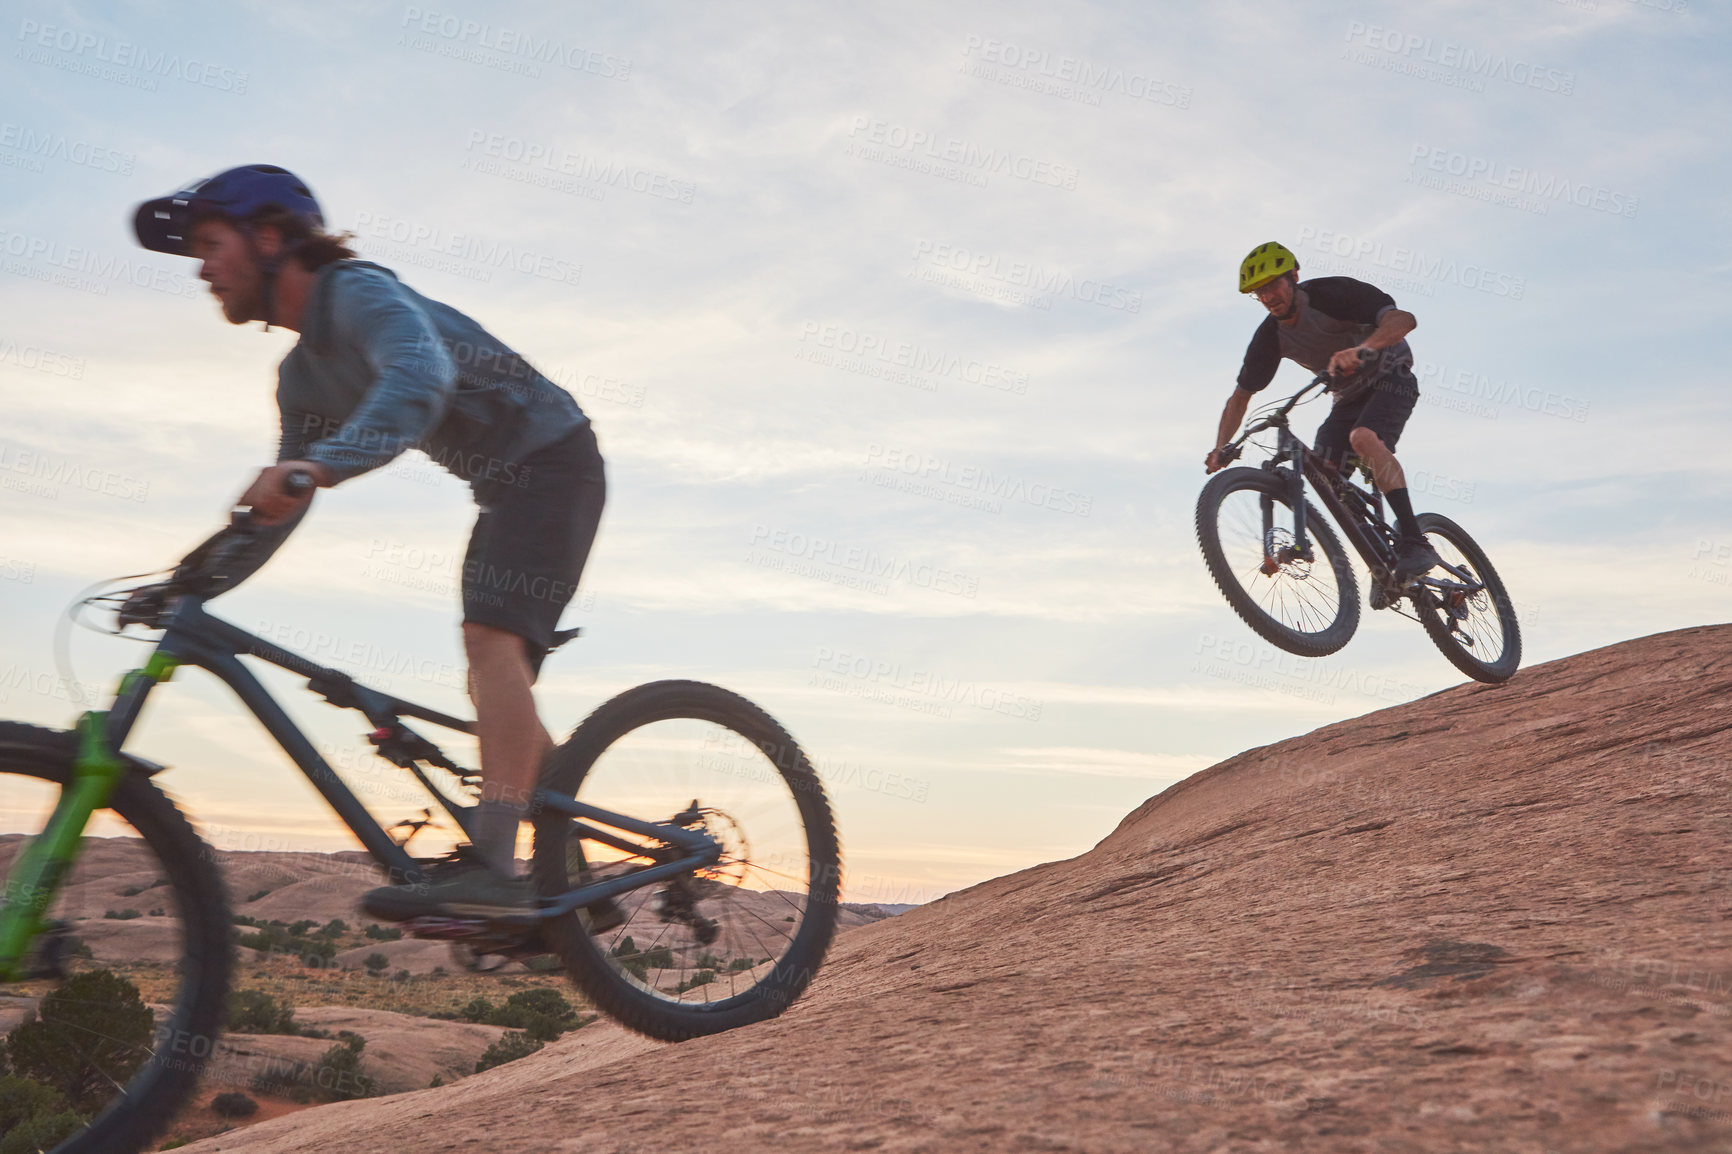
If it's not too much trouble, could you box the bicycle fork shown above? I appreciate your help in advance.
[0,654,176,980]
[1258,464,1315,573]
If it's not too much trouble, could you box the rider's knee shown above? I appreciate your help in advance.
[1348,426,1384,456]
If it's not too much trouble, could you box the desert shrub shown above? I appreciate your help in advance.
[233,921,337,966]
[363,924,402,941]
[0,1108,83,1154]
[210,1091,258,1118]
[102,909,141,921]
[0,1075,68,1135]
[226,989,297,1035]
[727,957,755,971]
[457,990,579,1041]
[674,970,715,994]
[362,953,389,977]
[246,889,271,902]
[474,1031,542,1073]
[320,918,348,937]
[304,1033,375,1102]
[6,970,153,1112]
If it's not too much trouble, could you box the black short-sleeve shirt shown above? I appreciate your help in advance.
[1237,277,1409,393]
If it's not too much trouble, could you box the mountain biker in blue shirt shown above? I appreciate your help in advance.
[1206,241,1441,581]
[133,165,609,922]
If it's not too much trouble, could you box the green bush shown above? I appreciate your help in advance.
[0,1108,83,1154]
[474,1031,543,1073]
[210,1091,258,1118]
[674,970,715,994]
[0,1075,68,1136]
[102,909,141,921]
[363,924,402,941]
[227,989,297,1035]
[246,889,271,902]
[233,921,338,966]
[363,953,389,977]
[456,990,581,1042]
[304,1033,375,1102]
[320,918,349,938]
[6,970,153,1113]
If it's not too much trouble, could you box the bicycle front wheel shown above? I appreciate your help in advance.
[0,722,232,1154]
[1411,513,1522,684]
[1197,467,1360,657]
[531,681,840,1042]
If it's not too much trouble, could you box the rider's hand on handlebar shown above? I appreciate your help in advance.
[1327,345,1380,379]
[240,461,328,525]
[1205,445,1238,474]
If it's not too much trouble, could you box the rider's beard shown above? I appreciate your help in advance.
[217,278,263,325]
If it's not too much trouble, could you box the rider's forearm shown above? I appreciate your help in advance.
[1216,389,1253,448]
[1361,309,1416,351]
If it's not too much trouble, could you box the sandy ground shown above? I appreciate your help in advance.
[166,624,1732,1152]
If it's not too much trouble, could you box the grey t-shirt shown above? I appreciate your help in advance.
[277,260,588,499]
[1237,277,1413,399]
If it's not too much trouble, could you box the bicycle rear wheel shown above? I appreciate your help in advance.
[0,722,231,1154]
[531,681,840,1042]
[1410,513,1522,684]
[1197,467,1360,657]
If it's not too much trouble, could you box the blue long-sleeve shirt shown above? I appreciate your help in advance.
[277,260,588,498]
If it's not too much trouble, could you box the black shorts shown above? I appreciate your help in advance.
[1313,370,1419,466]
[461,424,605,678]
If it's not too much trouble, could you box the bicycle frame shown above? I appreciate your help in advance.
[0,590,721,978]
[1227,374,1486,603]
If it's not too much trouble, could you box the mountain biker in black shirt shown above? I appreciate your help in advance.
[1206,241,1441,581]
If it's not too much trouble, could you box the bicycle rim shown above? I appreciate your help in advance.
[0,723,230,1154]
[1198,468,1359,657]
[533,681,839,1040]
[1412,513,1522,683]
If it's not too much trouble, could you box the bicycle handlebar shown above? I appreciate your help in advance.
[1217,347,1382,459]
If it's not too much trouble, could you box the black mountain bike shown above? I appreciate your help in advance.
[1197,366,1521,684]
[0,504,840,1154]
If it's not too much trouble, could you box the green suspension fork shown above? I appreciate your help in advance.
[0,653,178,980]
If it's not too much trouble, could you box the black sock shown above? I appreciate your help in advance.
[1385,487,1420,539]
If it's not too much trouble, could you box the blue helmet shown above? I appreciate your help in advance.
[133,164,323,256]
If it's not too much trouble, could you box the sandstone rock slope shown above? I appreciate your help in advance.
[165,624,1732,1151]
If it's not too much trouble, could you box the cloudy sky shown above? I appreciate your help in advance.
[2,0,1725,904]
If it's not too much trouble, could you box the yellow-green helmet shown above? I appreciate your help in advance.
[1239,242,1299,293]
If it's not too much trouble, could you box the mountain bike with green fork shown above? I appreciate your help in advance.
[1197,366,1521,684]
[0,499,840,1154]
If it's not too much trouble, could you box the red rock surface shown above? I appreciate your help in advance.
[167,624,1732,1151]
